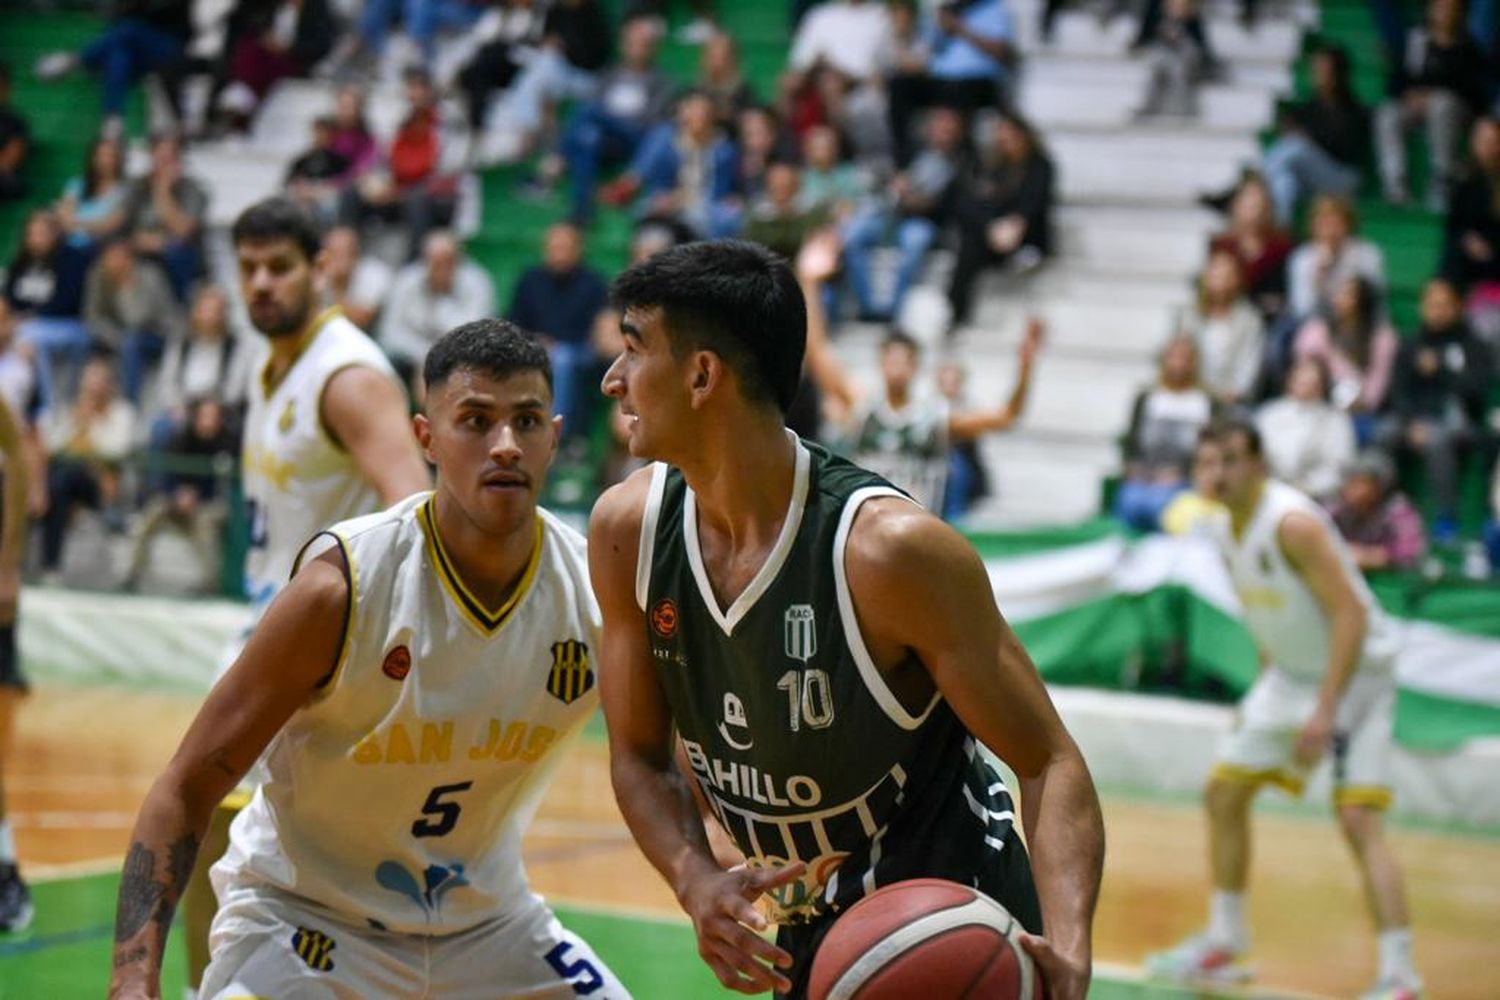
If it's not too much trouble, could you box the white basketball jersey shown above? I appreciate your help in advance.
[224,493,602,935]
[1219,480,1397,685]
[241,308,401,611]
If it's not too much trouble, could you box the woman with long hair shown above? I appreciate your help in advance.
[1293,275,1398,442]
[1180,249,1266,407]
[1209,172,1294,318]
[56,134,126,245]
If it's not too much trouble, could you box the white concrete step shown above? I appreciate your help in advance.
[963,435,1119,526]
[186,148,288,227]
[1018,77,1275,132]
[1020,54,1291,93]
[1014,10,1302,63]
[1049,128,1255,202]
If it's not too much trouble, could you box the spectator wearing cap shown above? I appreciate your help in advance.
[1328,450,1427,571]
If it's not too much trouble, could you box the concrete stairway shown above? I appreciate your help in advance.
[829,0,1312,526]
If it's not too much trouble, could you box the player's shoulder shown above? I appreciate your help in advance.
[844,493,966,575]
[588,463,660,549]
[537,505,590,572]
[332,491,431,547]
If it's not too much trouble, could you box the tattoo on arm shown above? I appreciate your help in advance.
[113,832,201,950]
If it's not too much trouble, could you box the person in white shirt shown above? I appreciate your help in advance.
[319,224,392,333]
[1255,355,1356,501]
[380,230,498,397]
[108,319,627,1000]
[1286,196,1387,321]
[788,0,895,84]
[1146,418,1422,1000]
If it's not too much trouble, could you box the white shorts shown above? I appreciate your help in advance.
[201,880,630,999]
[1212,666,1395,809]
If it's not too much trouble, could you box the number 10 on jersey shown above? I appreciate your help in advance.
[776,669,834,732]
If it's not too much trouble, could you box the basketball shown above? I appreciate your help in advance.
[807,879,1042,1000]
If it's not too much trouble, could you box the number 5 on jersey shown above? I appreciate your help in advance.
[412,781,473,838]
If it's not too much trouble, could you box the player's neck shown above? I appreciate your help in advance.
[679,418,798,550]
[1229,479,1266,539]
[429,491,539,611]
[264,308,329,385]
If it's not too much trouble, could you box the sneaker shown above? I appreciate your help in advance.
[1143,932,1251,985]
[1358,976,1424,1000]
[0,863,33,933]
[34,50,78,80]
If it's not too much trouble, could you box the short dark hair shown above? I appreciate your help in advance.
[231,196,323,262]
[424,318,553,396]
[611,240,805,412]
[1207,416,1263,458]
[882,329,920,355]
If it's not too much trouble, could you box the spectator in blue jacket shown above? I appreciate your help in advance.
[603,90,741,238]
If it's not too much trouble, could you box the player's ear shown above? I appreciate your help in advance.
[688,351,720,408]
[412,413,434,463]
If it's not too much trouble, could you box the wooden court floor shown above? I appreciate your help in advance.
[7,684,1500,998]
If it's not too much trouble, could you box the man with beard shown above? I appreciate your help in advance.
[178,196,430,998]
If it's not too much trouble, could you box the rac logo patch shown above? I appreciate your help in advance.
[651,598,679,638]
[382,645,412,681]
[291,925,336,972]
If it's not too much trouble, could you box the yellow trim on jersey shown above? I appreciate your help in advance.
[1334,786,1393,810]
[258,305,344,398]
[418,498,543,636]
[1211,763,1306,796]
[218,789,254,811]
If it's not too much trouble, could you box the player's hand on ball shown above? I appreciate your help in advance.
[1017,932,1090,1000]
[683,861,806,994]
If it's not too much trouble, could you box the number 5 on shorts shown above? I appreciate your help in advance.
[545,941,605,995]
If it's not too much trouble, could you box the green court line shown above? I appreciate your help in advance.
[0,871,1317,999]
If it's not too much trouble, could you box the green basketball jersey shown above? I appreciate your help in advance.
[844,395,949,511]
[640,436,1019,925]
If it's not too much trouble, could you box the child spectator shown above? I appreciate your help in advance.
[1329,449,1428,571]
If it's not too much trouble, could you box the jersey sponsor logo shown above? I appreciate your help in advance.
[381,645,412,681]
[717,692,754,750]
[547,640,595,704]
[650,598,679,638]
[375,859,469,917]
[683,738,823,807]
[290,925,336,972]
[784,604,816,663]
[352,719,558,765]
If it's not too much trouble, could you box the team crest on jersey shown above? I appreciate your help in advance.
[784,604,816,663]
[1258,549,1273,574]
[651,598,679,638]
[277,399,296,434]
[382,645,412,681]
[547,640,594,704]
[290,925,336,972]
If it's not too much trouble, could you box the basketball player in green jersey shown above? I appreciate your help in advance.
[590,240,1104,998]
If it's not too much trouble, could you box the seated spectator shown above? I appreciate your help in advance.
[604,90,740,238]
[285,116,352,221]
[7,209,93,406]
[700,32,756,129]
[82,237,185,405]
[0,299,49,516]
[328,85,379,180]
[1134,0,1207,119]
[948,112,1054,330]
[476,0,611,158]
[507,222,609,446]
[733,105,796,207]
[337,67,465,262]
[842,105,965,322]
[34,0,192,135]
[40,357,136,579]
[119,132,209,301]
[1116,335,1217,531]
[123,395,236,594]
[786,0,894,91]
[1293,275,1398,438]
[345,0,486,70]
[744,162,828,261]
[57,136,128,248]
[1375,0,1491,210]
[1160,429,1229,538]
[1256,356,1356,500]
[798,123,866,219]
[1376,276,1494,540]
[1441,116,1500,297]
[1208,173,1294,319]
[551,15,676,224]
[154,284,249,432]
[1286,195,1386,321]
[319,225,392,332]
[886,0,1015,166]
[378,231,496,393]
[0,61,28,201]
[451,0,547,133]
[1329,449,1427,571]
[1258,43,1369,225]
[1179,250,1265,408]
[212,0,335,133]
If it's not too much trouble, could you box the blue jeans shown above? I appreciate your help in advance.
[499,49,598,133]
[842,206,938,319]
[548,340,594,444]
[82,19,186,115]
[18,316,92,410]
[1262,134,1361,226]
[359,0,484,60]
[122,328,165,404]
[560,105,649,223]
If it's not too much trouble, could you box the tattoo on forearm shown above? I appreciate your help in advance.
[115,842,163,943]
[113,945,149,969]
